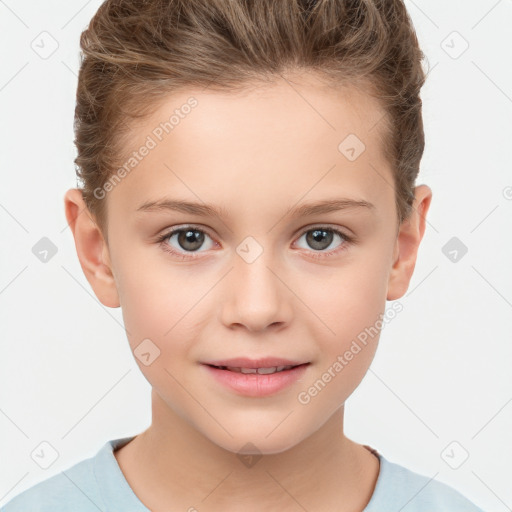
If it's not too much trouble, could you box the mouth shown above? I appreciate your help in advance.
[200,361,311,397]
[204,363,307,374]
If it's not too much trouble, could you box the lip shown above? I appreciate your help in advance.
[201,357,308,368]
[200,361,310,397]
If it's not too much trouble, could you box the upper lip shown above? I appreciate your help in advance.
[201,357,309,368]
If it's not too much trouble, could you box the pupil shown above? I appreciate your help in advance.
[307,229,333,250]
[178,229,204,251]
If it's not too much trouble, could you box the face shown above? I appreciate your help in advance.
[73,74,418,455]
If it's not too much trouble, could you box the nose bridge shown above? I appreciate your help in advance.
[220,235,290,331]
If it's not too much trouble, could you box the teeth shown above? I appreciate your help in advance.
[220,365,296,374]
[257,367,277,374]
[239,367,257,374]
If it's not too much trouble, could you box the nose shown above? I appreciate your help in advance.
[219,245,292,333]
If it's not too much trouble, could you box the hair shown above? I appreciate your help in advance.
[74,0,428,242]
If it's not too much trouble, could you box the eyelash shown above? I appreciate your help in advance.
[155,225,354,261]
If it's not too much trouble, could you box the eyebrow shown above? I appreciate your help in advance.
[136,197,376,218]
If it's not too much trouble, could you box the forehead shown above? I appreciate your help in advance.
[107,74,393,220]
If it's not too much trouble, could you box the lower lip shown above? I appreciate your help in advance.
[201,363,310,397]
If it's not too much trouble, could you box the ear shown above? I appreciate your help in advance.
[387,184,433,301]
[63,188,120,308]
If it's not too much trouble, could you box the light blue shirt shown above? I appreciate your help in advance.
[1,436,485,511]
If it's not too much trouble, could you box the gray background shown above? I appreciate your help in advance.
[1,0,511,510]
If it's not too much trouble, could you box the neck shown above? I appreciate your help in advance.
[114,390,379,512]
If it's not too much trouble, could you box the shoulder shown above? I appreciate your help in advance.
[0,455,102,512]
[365,451,485,512]
[1,437,143,512]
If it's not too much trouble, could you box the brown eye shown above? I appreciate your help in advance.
[305,229,335,251]
[175,229,205,252]
[294,226,354,260]
[157,226,215,259]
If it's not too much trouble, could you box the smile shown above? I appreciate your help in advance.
[212,365,297,374]
[201,363,310,397]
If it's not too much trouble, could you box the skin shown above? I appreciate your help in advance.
[64,72,432,512]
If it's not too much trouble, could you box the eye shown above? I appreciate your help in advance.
[156,225,354,261]
[156,225,215,259]
[294,226,353,259]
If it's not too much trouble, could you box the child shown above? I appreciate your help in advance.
[2,0,485,510]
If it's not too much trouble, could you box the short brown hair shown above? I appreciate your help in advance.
[74,0,428,240]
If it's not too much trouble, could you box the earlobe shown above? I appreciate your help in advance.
[386,185,433,301]
[63,188,120,308]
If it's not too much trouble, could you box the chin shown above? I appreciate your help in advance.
[203,425,306,456]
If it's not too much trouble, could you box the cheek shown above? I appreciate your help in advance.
[296,280,383,414]
[114,265,207,406]
[114,256,197,350]
[293,252,390,400]
[298,252,390,339]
